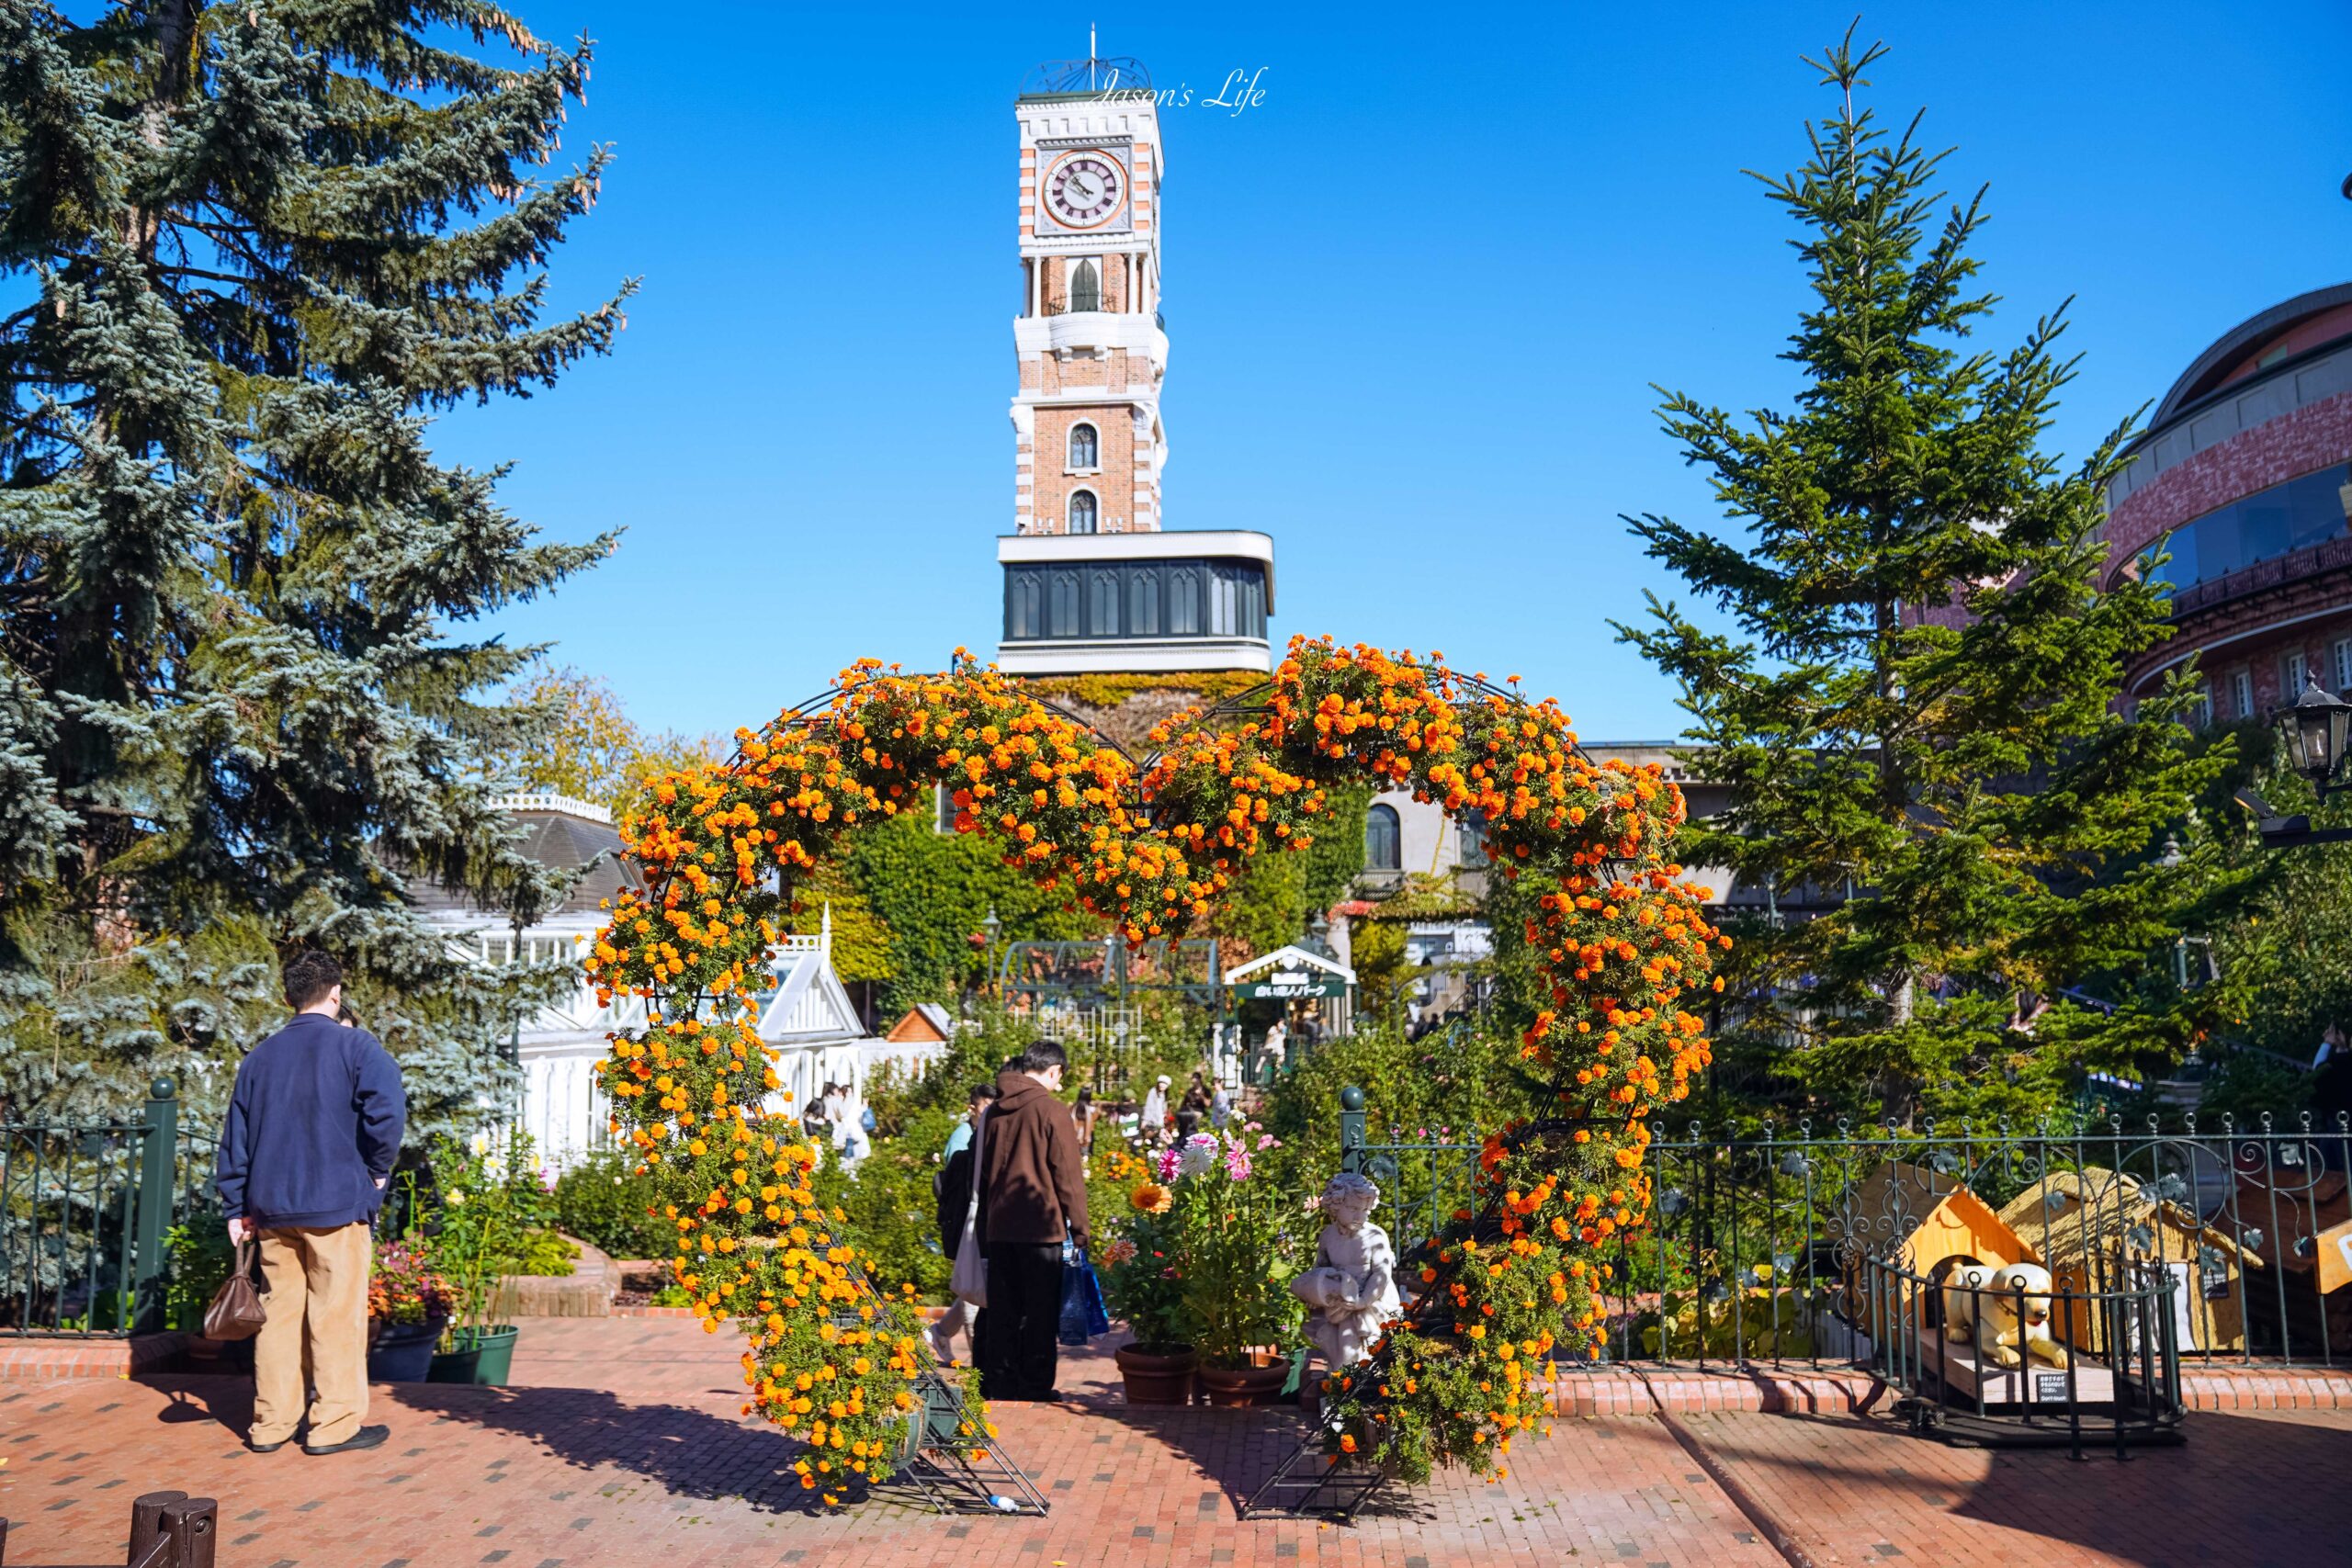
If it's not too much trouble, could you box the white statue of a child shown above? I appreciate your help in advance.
[1290,1172,1402,1369]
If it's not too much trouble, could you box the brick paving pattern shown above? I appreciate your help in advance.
[0,1317,2343,1566]
[1684,1405,2352,1568]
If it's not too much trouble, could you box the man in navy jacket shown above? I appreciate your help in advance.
[217,951,406,1455]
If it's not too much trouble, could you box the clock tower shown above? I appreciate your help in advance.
[997,53,1275,675]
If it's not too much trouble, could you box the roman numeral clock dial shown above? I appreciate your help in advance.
[1045,151,1126,230]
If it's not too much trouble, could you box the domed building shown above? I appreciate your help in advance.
[2105,284,2352,719]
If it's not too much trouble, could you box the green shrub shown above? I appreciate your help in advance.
[551,1145,673,1259]
[2194,1046,2313,1126]
[509,1229,579,1277]
[164,1213,235,1331]
[842,1101,959,1301]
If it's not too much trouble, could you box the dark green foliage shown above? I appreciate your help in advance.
[840,1099,959,1301]
[0,1,628,1124]
[844,812,1102,1017]
[1253,1016,1540,1201]
[1216,847,1308,957]
[550,1145,673,1262]
[2210,751,2352,1074]
[2191,1044,2314,1127]
[164,1209,234,1331]
[1208,782,1370,961]
[1615,30,2255,1126]
[841,1008,1026,1301]
[1301,781,1372,913]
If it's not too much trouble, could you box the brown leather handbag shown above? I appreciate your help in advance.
[202,1238,268,1341]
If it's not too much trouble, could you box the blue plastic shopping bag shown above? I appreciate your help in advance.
[1058,1243,1112,1346]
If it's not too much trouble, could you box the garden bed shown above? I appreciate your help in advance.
[482,1236,622,1318]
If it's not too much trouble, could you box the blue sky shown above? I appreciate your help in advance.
[448,1,2352,743]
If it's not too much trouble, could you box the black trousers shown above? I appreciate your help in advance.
[976,1242,1065,1400]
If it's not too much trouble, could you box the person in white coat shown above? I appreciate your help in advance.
[1140,1075,1170,1147]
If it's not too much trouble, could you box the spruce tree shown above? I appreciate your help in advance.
[1618,30,2253,1125]
[0,0,631,1126]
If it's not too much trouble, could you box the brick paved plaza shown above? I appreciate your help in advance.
[4,1318,2347,1568]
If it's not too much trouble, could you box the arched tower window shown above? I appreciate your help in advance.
[1068,489,1098,535]
[1069,422,1098,469]
[1364,803,1401,872]
[1069,258,1101,313]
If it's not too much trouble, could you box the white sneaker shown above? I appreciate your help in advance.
[927,1320,956,1366]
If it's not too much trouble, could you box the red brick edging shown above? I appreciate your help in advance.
[0,1332,187,1381]
[1540,1361,2352,1415]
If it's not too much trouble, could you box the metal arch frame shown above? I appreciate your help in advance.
[682,658,1621,949]
[883,1363,1053,1516]
[1129,667,1643,888]
[801,1257,1051,1517]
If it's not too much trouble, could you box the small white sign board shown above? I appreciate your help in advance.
[1927,1333,2115,1406]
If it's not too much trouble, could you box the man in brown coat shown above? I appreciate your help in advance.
[975,1039,1089,1401]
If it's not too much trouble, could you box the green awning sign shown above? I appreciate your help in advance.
[1235,974,1347,1000]
[1224,945,1354,999]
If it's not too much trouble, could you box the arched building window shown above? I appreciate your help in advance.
[1364,803,1401,872]
[1069,258,1101,313]
[1068,489,1098,534]
[1069,422,1098,469]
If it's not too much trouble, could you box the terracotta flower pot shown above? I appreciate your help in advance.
[1195,1359,1290,1408]
[1114,1343,1198,1405]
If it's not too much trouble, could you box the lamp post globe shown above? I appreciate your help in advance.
[2275,680,2352,796]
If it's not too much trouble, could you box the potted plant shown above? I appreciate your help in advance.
[366,1238,452,1382]
[1168,1127,1303,1406]
[1100,1180,1196,1404]
[421,1132,544,1385]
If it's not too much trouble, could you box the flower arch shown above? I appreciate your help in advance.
[587,636,1723,1496]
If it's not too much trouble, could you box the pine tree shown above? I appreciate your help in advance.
[0,0,632,1125]
[1617,29,2254,1126]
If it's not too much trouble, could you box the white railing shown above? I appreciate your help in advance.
[487,791,613,824]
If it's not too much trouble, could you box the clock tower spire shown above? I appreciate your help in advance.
[997,52,1275,675]
[1011,55,1163,537]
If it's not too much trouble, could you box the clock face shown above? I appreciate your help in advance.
[1044,150,1127,231]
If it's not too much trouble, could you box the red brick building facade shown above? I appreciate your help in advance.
[2104,284,2352,721]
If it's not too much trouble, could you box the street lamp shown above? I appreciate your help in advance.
[2234,681,2352,850]
[981,905,1002,949]
[2275,680,2352,798]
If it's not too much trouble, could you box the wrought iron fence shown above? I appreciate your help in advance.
[1,1078,193,1337]
[1333,1085,2352,1371]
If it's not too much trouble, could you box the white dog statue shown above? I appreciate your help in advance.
[1943,1258,2070,1370]
[1291,1173,1402,1369]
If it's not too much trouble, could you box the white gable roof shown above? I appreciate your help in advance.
[1223,943,1356,986]
[756,908,872,1046]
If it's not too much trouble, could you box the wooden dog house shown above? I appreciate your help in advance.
[1856,1184,2120,1407]
[1996,1168,2259,1355]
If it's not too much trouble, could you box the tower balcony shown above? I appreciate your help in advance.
[996,530,1274,675]
[1014,308,1168,367]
